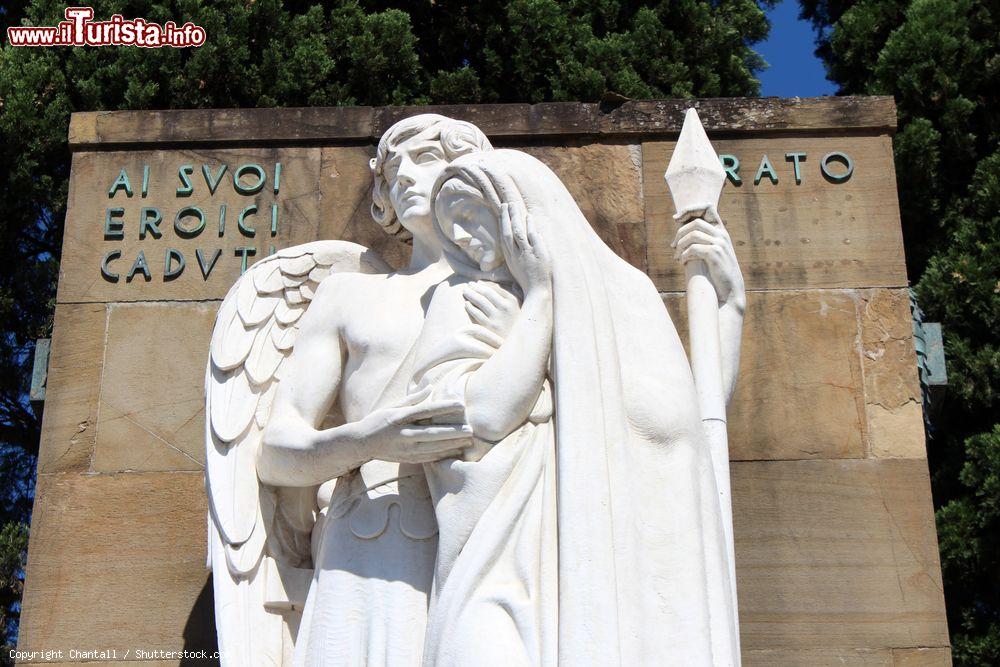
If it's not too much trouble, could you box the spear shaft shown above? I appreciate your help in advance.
[664,108,740,643]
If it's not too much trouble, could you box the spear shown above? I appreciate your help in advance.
[664,108,739,632]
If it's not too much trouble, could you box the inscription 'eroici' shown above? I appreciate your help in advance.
[100,162,283,283]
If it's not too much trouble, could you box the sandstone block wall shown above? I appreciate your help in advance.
[18,98,950,666]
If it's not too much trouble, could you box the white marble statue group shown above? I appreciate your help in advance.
[206,113,746,666]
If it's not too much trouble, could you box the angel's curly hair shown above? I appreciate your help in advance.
[370,114,493,241]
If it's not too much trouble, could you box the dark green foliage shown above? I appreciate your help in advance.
[0,522,27,660]
[935,425,1000,665]
[799,0,1000,662]
[0,0,776,648]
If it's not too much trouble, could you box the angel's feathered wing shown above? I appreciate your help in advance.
[206,241,392,666]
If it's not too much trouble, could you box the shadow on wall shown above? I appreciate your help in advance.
[183,575,219,665]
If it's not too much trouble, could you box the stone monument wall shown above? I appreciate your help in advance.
[18,98,950,665]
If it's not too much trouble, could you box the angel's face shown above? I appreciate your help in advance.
[384,130,449,232]
[434,178,503,271]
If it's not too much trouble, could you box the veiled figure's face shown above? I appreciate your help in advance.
[384,130,449,232]
[434,177,503,271]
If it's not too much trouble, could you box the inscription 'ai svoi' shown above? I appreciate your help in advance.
[100,162,283,283]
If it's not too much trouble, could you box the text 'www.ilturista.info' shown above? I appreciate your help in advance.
[6,7,206,47]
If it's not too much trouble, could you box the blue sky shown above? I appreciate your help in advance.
[756,0,837,97]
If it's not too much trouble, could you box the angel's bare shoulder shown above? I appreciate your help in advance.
[303,271,390,330]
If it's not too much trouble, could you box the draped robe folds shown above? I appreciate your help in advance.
[293,343,439,667]
[409,294,557,667]
[423,150,740,666]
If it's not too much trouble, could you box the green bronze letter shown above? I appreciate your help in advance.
[176,165,195,197]
[164,248,185,281]
[754,154,779,185]
[719,154,741,185]
[785,152,807,184]
[234,164,266,196]
[139,207,162,239]
[108,168,133,198]
[104,207,125,240]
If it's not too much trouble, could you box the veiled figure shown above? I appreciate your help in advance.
[409,170,559,665]
[415,150,739,665]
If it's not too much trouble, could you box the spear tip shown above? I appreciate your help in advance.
[664,107,725,212]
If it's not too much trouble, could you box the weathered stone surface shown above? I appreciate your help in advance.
[857,288,926,458]
[375,103,602,139]
[604,96,897,135]
[18,472,215,658]
[666,290,866,461]
[744,648,893,666]
[644,135,908,291]
[317,145,409,270]
[892,648,952,666]
[869,401,927,460]
[68,97,896,148]
[859,289,921,408]
[18,662,179,667]
[519,141,646,271]
[69,106,373,148]
[37,304,107,473]
[734,458,949,652]
[744,648,952,667]
[57,147,322,303]
[94,302,217,472]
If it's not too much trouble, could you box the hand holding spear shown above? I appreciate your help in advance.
[665,108,742,639]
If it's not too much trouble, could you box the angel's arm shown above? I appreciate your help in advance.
[257,277,366,486]
[463,284,552,442]
[258,278,473,487]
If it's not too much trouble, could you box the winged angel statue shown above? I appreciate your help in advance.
[207,240,390,664]
[206,113,748,666]
[207,115,497,666]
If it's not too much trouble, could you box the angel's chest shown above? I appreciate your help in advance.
[340,298,427,362]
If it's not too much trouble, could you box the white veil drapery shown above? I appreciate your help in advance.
[431,149,739,665]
